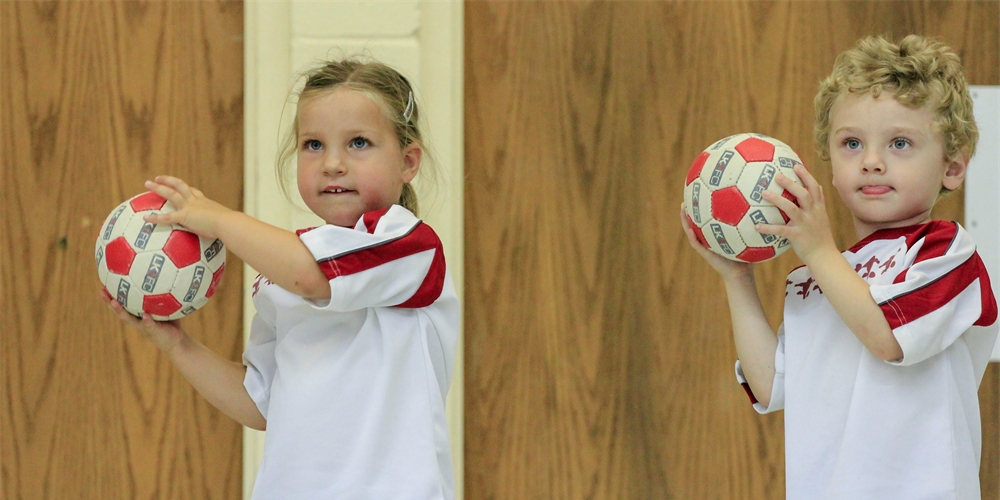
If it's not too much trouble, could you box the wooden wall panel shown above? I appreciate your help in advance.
[1,2,244,498]
[464,1,999,498]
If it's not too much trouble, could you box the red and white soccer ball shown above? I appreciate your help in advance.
[95,192,226,320]
[683,133,804,262]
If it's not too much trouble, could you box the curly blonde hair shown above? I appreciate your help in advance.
[277,58,428,215]
[813,35,978,172]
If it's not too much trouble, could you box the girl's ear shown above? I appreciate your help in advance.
[401,143,422,183]
[942,154,969,191]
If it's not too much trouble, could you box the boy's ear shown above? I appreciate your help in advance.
[942,154,969,191]
[401,143,422,183]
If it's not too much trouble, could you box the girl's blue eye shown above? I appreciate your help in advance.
[304,139,322,151]
[891,138,910,149]
[349,137,369,149]
[845,138,861,150]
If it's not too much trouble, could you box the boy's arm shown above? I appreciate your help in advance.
[759,165,902,361]
[102,292,267,430]
[142,176,331,300]
[681,208,778,406]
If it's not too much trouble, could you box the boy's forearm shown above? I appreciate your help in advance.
[723,272,778,407]
[804,248,903,362]
[213,210,330,299]
[166,335,267,430]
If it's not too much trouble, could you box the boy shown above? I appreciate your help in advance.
[682,35,998,498]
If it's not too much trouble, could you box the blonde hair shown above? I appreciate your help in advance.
[277,58,428,215]
[813,35,978,173]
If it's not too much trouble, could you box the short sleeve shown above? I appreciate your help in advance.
[735,325,785,414]
[869,223,998,366]
[297,206,446,311]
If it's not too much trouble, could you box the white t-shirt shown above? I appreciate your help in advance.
[243,205,459,499]
[737,221,998,499]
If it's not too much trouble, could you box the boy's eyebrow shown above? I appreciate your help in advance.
[831,125,928,137]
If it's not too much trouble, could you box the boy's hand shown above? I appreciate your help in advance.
[757,164,839,266]
[142,176,231,239]
[101,289,187,355]
[679,205,755,281]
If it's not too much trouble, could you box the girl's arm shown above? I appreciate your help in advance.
[102,291,267,430]
[681,208,778,406]
[758,164,903,361]
[141,176,331,300]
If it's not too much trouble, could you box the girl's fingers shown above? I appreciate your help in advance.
[144,180,185,207]
[154,175,194,199]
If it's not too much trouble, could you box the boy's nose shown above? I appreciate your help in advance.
[861,151,885,173]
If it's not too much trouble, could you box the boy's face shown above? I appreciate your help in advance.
[827,92,967,239]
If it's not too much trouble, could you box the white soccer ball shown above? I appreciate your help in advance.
[683,133,804,262]
[95,192,226,320]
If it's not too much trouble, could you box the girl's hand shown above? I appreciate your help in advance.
[679,204,755,281]
[101,289,187,355]
[142,176,231,239]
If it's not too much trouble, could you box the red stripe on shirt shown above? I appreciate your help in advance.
[316,222,446,307]
[893,221,958,284]
[880,254,992,329]
[973,255,998,327]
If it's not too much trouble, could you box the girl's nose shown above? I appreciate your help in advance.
[322,153,346,175]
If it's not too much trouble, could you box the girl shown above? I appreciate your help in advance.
[102,59,459,499]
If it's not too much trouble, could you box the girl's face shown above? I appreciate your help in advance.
[296,88,420,227]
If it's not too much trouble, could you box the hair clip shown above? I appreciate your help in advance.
[403,91,414,123]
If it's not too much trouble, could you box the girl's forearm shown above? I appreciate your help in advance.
[166,334,267,430]
[213,210,331,299]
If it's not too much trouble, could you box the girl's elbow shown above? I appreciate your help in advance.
[294,270,331,300]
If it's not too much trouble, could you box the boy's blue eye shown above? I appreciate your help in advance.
[845,138,861,150]
[891,138,910,149]
[304,139,322,151]
[349,137,370,149]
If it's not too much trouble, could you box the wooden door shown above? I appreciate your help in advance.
[464,1,999,498]
[2,2,244,498]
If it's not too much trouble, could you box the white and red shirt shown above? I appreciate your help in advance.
[243,205,459,499]
[738,221,998,499]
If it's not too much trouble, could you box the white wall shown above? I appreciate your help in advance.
[965,86,1000,361]
[243,1,464,497]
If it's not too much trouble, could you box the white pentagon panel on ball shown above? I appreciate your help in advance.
[128,251,180,296]
[704,220,747,258]
[736,209,781,248]
[96,244,109,284]
[200,238,227,273]
[174,264,211,306]
[98,202,132,245]
[121,214,172,255]
[734,160,784,206]
[699,147,743,189]
[109,274,144,316]
[684,178,714,228]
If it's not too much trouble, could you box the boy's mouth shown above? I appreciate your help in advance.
[860,185,892,195]
[322,187,355,195]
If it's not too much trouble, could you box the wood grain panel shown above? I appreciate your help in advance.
[464,1,999,498]
[1,2,244,498]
